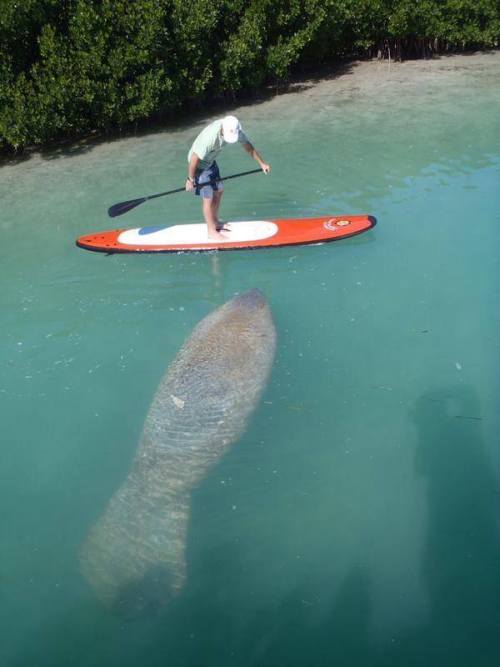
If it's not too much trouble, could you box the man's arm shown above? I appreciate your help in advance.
[186,152,200,191]
[242,141,271,174]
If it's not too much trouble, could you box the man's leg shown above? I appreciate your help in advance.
[199,162,226,239]
[213,190,224,229]
[202,195,225,239]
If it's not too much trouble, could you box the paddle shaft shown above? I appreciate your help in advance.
[150,168,262,200]
[108,168,263,217]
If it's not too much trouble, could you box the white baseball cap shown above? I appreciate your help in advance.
[222,115,241,143]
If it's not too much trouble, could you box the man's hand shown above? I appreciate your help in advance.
[260,162,271,174]
[243,142,271,174]
[185,177,195,192]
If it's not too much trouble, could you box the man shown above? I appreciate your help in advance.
[185,115,271,240]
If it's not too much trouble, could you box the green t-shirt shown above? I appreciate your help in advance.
[187,119,249,169]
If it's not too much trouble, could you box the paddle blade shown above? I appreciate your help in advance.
[108,197,147,218]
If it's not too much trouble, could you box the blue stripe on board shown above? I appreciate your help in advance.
[138,226,166,236]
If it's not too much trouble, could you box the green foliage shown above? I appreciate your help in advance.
[1,0,499,150]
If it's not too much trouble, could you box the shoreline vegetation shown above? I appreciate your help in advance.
[1,0,499,155]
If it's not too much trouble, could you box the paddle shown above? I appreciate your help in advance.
[108,168,263,218]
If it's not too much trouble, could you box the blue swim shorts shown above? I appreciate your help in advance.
[194,161,224,199]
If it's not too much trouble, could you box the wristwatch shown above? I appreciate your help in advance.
[187,176,195,184]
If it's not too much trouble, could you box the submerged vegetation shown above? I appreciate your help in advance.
[1,0,499,151]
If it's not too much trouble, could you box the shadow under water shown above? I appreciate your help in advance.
[408,385,500,665]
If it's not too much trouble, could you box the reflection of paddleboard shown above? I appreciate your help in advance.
[76,215,376,254]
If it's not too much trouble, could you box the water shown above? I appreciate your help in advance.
[1,52,500,666]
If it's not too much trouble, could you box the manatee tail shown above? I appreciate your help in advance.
[80,476,189,616]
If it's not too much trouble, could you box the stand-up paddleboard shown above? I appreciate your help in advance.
[76,215,376,254]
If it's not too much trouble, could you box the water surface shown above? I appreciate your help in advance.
[1,52,500,666]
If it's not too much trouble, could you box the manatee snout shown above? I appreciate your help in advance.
[231,288,266,311]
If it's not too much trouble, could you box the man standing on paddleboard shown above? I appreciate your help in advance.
[185,116,271,240]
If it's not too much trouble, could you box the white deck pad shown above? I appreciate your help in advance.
[118,220,279,246]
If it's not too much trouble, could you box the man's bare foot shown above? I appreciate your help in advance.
[214,219,229,232]
[207,229,227,241]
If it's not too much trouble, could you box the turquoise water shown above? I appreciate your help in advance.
[1,53,500,666]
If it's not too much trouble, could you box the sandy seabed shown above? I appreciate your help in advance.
[292,49,499,92]
[255,50,500,114]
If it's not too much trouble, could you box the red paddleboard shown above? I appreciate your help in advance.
[76,215,376,253]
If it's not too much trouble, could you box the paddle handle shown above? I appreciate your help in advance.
[213,167,262,183]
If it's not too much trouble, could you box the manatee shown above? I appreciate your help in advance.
[79,289,276,615]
